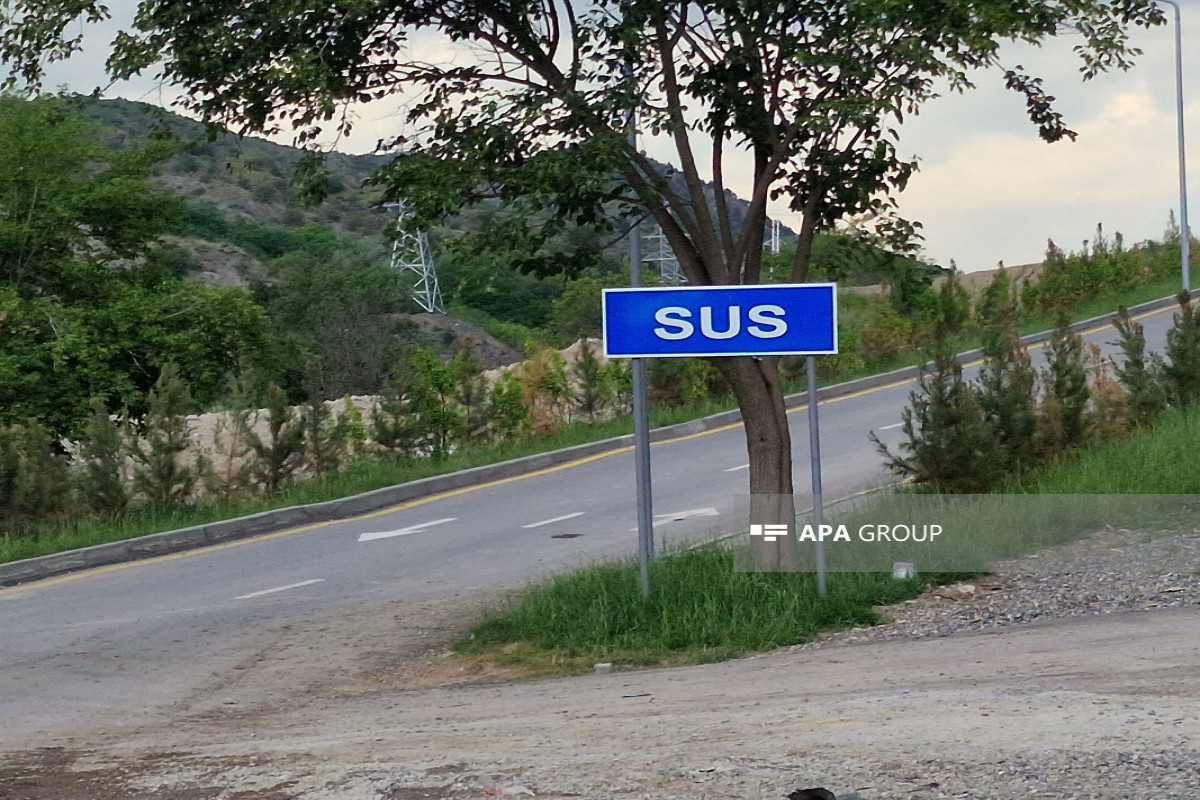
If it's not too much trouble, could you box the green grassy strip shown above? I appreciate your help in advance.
[455,543,973,672]
[1006,403,1200,494]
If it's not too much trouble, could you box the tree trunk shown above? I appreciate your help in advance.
[712,355,798,571]
[713,356,792,494]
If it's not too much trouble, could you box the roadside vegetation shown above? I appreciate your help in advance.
[454,374,1200,676]
[1,93,1196,565]
[453,547,967,674]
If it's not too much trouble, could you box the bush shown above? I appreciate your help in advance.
[857,306,914,362]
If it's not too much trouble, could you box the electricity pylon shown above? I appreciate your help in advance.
[384,201,445,314]
[646,224,684,285]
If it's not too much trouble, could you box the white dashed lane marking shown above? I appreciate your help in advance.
[236,579,325,600]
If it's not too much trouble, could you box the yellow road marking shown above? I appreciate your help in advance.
[0,302,1179,595]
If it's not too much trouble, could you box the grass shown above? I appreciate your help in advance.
[453,397,1200,675]
[1008,403,1200,494]
[1,279,1187,566]
[454,542,973,674]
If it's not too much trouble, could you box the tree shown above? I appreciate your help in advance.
[1162,292,1200,408]
[245,382,307,493]
[129,364,197,504]
[202,388,257,502]
[0,419,70,525]
[1112,307,1166,426]
[0,98,267,435]
[77,398,131,514]
[873,339,1005,493]
[2,0,1163,497]
[1036,316,1091,457]
[974,317,1038,474]
[0,95,181,298]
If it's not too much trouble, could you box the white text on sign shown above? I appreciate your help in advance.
[653,304,787,341]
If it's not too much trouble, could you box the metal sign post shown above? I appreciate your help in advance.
[603,283,837,593]
[806,355,828,596]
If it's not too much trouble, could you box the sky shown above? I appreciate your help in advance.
[29,3,1200,274]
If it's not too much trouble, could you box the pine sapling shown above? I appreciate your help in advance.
[872,339,1006,493]
[77,398,130,514]
[975,316,1038,475]
[203,386,256,502]
[573,339,608,421]
[245,382,306,493]
[0,420,71,525]
[130,364,197,505]
[1112,307,1166,426]
[451,349,489,445]
[1163,291,1200,407]
[303,395,344,477]
[1037,316,1091,458]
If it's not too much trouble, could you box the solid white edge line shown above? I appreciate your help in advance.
[876,422,904,431]
[522,511,585,529]
[236,579,325,600]
[724,464,750,472]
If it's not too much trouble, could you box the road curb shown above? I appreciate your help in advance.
[1,291,1190,588]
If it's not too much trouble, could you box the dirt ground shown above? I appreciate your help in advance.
[4,571,1200,800]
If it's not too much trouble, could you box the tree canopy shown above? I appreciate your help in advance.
[0,95,268,433]
[0,0,1163,492]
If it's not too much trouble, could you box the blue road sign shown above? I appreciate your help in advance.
[602,283,837,358]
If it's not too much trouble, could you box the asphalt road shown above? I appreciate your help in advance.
[0,303,1184,745]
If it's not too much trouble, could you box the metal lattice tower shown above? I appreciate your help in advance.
[384,201,445,314]
[769,219,781,255]
[646,224,684,285]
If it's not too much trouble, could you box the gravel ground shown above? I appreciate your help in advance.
[5,525,1200,800]
[803,525,1200,648]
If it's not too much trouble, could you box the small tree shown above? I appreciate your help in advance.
[301,364,345,477]
[203,401,256,502]
[486,371,530,441]
[975,266,1018,332]
[573,339,609,421]
[77,398,130,514]
[333,397,368,460]
[407,348,464,458]
[1162,292,1200,408]
[451,349,490,445]
[130,364,197,505]
[245,382,306,493]
[1036,316,1091,458]
[0,420,70,525]
[975,318,1038,475]
[1112,307,1166,426]
[934,270,971,336]
[874,340,1006,493]
[371,384,420,461]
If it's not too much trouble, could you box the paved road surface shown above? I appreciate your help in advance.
[0,303,1183,746]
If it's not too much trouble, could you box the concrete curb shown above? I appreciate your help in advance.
[1,291,1190,588]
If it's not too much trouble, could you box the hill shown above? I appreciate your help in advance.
[77,97,798,290]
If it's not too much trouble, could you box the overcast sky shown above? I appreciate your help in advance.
[33,4,1200,273]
